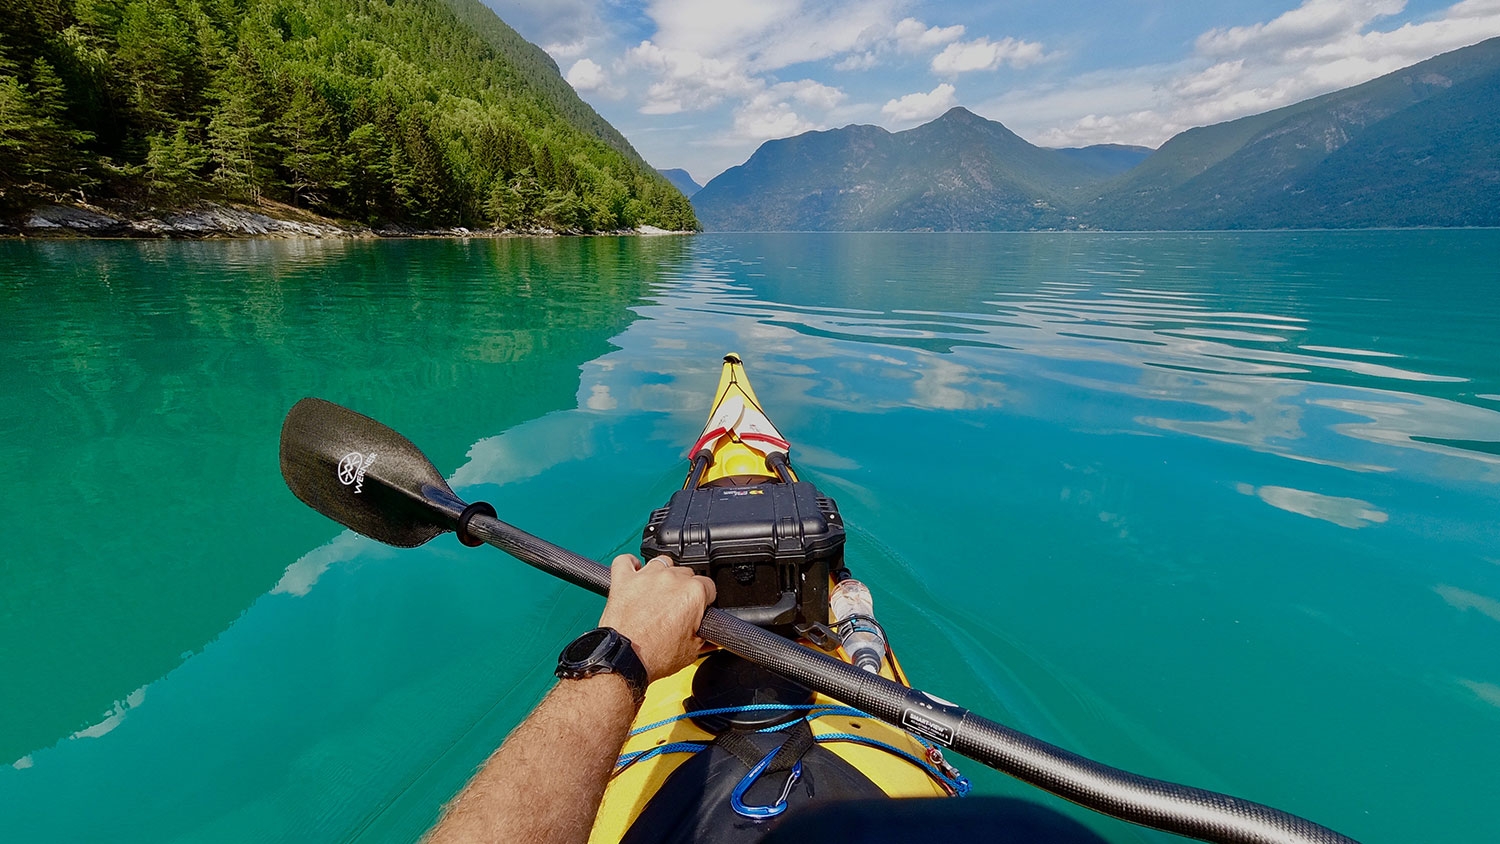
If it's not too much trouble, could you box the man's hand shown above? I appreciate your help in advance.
[598,554,717,682]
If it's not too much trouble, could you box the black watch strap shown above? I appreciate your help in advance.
[556,627,649,705]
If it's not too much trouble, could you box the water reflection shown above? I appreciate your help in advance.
[627,234,1500,486]
[0,235,688,763]
[4,232,1497,844]
[1235,484,1388,529]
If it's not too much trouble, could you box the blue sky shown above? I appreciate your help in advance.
[481,0,1500,184]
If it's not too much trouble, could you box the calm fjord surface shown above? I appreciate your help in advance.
[2,233,1496,843]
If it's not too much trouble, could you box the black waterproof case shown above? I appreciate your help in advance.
[640,481,845,628]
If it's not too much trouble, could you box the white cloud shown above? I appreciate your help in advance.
[482,0,606,57]
[882,83,958,123]
[891,17,966,52]
[732,80,846,140]
[1171,60,1246,98]
[733,99,817,141]
[830,15,967,71]
[786,79,846,110]
[645,0,905,72]
[834,51,879,71]
[565,58,607,92]
[1196,0,1404,57]
[625,40,762,114]
[1003,0,1500,148]
[544,40,592,60]
[931,36,1046,73]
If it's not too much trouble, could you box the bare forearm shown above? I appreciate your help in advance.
[426,675,637,844]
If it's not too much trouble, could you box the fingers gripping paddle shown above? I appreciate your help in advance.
[278,398,1358,844]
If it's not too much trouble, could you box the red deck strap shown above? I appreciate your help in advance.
[692,426,728,457]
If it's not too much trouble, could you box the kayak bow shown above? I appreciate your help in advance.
[591,354,957,841]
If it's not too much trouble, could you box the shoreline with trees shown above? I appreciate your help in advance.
[1,0,697,237]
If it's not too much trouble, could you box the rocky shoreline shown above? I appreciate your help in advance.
[1,201,693,239]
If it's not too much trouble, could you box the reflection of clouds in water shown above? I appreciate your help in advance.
[277,413,610,598]
[1138,369,1308,449]
[792,443,860,471]
[1458,679,1500,710]
[69,686,146,740]
[910,357,1006,411]
[1158,328,1288,343]
[1300,345,1401,359]
[1433,585,1500,624]
[1314,395,1500,480]
[1235,483,1388,529]
[597,255,1500,481]
[585,384,617,411]
[451,413,599,488]
[272,532,391,597]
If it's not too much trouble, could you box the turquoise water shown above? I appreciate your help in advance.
[2,232,1497,842]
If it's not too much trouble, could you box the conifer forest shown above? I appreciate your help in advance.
[0,0,699,231]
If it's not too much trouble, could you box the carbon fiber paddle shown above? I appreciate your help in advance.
[279,397,1358,844]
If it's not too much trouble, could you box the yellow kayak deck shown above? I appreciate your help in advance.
[589,355,953,841]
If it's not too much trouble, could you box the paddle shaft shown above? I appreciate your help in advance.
[459,511,1358,844]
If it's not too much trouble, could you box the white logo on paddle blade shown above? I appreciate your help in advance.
[337,451,378,493]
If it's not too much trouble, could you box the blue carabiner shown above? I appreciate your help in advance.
[729,747,804,820]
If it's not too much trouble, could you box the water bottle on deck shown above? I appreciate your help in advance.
[829,578,886,674]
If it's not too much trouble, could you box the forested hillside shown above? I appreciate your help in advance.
[0,0,697,231]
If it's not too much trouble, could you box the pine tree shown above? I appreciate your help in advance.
[0,74,37,207]
[485,175,522,229]
[342,121,391,222]
[205,47,269,201]
[274,79,343,207]
[0,0,699,227]
[24,57,95,194]
[539,187,581,232]
[146,123,208,201]
[113,0,197,132]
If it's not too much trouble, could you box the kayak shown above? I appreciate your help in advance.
[589,354,965,842]
[279,363,1358,844]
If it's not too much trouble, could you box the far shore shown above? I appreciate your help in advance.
[1,200,696,240]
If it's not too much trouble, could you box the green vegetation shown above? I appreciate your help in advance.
[0,0,697,231]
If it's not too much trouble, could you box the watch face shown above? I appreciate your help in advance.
[562,628,612,664]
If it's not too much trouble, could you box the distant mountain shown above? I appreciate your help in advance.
[1090,36,1500,229]
[1055,144,1154,176]
[696,37,1500,231]
[693,107,1111,231]
[658,168,703,197]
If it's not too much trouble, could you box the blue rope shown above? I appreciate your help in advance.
[615,704,970,796]
[616,741,710,774]
[813,731,971,796]
[627,703,861,736]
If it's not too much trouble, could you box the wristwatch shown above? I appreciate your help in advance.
[556,627,649,705]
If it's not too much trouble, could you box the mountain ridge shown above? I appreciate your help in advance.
[694,107,1115,231]
[657,168,703,197]
[695,37,1500,231]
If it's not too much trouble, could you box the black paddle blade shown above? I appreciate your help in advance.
[279,398,465,547]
